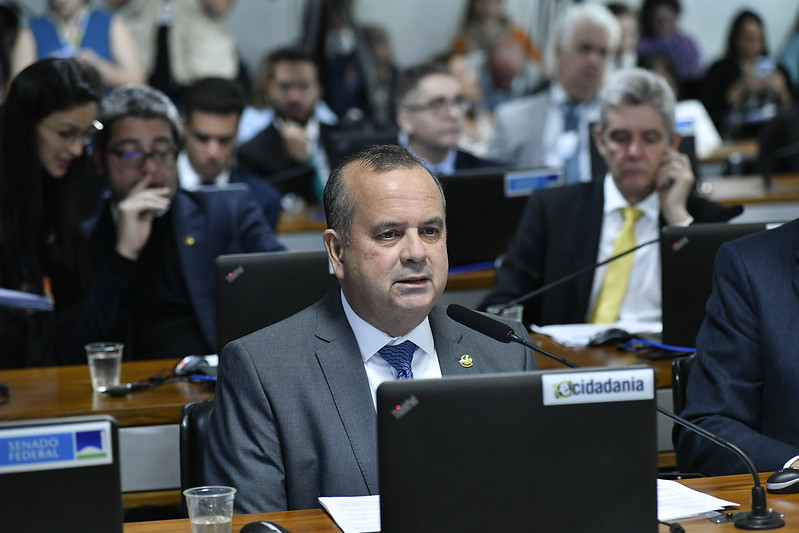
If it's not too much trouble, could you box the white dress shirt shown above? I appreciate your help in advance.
[340,290,442,409]
[543,84,599,183]
[177,151,231,190]
[587,175,662,323]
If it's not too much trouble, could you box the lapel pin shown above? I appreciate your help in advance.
[459,354,473,368]
[183,235,196,246]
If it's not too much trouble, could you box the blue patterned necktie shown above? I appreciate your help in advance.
[562,101,581,184]
[379,340,416,380]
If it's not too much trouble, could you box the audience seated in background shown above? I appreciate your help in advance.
[481,68,732,327]
[636,0,702,85]
[757,104,799,174]
[237,47,336,206]
[638,51,721,160]
[702,9,792,140]
[779,13,799,99]
[237,49,337,145]
[395,62,500,175]
[479,35,544,111]
[360,24,399,129]
[204,144,534,513]
[104,0,239,105]
[180,77,283,228]
[674,218,799,475]
[487,3,620,183]
[59,84,284,363]
[607,2,639,71]
[0,58,98,368]
[12,0,143,91]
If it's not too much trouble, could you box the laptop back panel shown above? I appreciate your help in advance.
[660,222,772,347]
[0,415,122,533]
[377,367,657,533]
[215,250,337,353]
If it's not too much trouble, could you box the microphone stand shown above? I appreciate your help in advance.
[446,304,786,530]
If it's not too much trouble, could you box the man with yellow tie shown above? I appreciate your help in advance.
[481,68,734,326]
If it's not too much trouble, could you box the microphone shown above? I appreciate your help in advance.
[493,205,744,315]
[447,304,786,530]
[762,140,799,191]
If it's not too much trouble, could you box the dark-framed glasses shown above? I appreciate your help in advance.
[403,95,470,116]
[110,145,177,170]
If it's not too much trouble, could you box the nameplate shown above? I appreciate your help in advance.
[0,420,114,474]
[541,368,654,406]
[504,168,562,197]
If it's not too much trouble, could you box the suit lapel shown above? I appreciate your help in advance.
[429,306,483,377]
[313,291,379,493]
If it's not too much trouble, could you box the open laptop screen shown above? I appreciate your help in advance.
[377,367,657,533]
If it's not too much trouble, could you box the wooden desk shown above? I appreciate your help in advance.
[0,359,213,506]
[700,173,799,206]
[276,206,326,233]
[122,473,798,532]
[700,139,758,165]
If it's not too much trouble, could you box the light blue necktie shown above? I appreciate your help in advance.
[378,340,416,380]
[562,101,581,184]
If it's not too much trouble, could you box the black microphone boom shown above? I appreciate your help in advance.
[447,304,786,530]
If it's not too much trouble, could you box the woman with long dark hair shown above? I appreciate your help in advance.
[0,57,99,367]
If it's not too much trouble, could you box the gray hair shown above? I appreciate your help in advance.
[598,68,677,139]
[95,84,182,153]
[324,144,444,246]
[549,3,621,70]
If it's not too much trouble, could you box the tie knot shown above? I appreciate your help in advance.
[621,206,643,223]
[378,340,416,380]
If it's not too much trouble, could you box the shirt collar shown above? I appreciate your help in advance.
[340,289,434,363]
[177,152,231,190]
[602,173,660,221]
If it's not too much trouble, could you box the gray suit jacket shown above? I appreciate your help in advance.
[488,90,550,169]
[204,288,535,513]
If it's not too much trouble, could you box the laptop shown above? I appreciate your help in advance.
[0,415,122,533]
[660,222,776,347]
[215,250,337,353]
[441,167,562,269]
[377,366,657,533]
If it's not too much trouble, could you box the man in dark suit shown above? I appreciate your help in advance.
[237,47,336,205]
[204,144,534,513]
[481,68,733,326]
[675,218,799,475]
[179,77,283,228]
[59,84,284,363]
[396,62,501,174]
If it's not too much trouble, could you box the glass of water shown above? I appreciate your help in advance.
[184,486,237,533]
[84,342,123,392]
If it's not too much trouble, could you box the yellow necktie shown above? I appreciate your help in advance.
[590,207,643,323]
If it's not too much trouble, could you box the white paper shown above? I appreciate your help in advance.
[657,479,739,521]
[318,495,380,533]
[531,321,662,347]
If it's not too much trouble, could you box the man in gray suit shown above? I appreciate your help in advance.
[488,3,620,183]
[204,144,534,513]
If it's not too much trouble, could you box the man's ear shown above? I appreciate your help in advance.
[670,131,682,149]
[592,124,607,160]
[323,229,345,280]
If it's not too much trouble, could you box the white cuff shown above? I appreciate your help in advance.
[783,454,799,469]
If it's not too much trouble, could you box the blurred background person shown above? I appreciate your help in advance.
[11,0,143,92]
[702,9,792,140]
[779,12,799,100]
[0,58,99,368]
[607,2,639,71]
[0,1,22,103]
[636,0,702,93]
[442,51,496,158]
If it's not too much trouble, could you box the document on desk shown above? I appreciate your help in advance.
[531,321,662,347]
[658,479,739,521]
[318,495,380,533]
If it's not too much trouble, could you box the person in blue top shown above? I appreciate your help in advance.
[11,0,143,91]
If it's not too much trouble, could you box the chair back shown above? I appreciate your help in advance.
[671,354,696,414]
[179,397,215,506]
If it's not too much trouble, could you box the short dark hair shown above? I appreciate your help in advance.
[324,144,443,246]
[395,62,453,106]
[183,77,246,118]
[640,0,681,38]
[266,47,317,81]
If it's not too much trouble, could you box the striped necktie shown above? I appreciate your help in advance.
[378,340,417,380]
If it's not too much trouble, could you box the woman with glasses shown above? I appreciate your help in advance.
[0,57,99,367]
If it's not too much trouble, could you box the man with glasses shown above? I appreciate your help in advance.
[396,62,500,175]
[237,47,336,205]
[62,84,284,362]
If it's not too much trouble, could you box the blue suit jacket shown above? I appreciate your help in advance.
[58,188,284,363]
[229,168,283,228]
[674,218,799,475]
[204,288,535,513]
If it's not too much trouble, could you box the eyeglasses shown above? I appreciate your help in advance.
[40,120,100,147]
[403,96,470,116]
[110,147,176,170]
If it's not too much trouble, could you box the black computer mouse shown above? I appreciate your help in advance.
[174,355,217,377]
[588,327,633,347]
[766,468,799,493]
[239,521,291,533]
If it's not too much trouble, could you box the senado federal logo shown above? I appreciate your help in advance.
[542,368,654,406]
